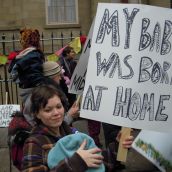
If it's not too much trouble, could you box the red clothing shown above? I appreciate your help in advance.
[87,120,101,147]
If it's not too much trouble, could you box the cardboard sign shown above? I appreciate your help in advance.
[69,20,94,95]
[132,130,172,172]
[80,3,172,132]
[0,105,20,127]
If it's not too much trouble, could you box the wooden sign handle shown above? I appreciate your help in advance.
[117,127,131,162]
[5,92,8,105]
[76,95,82,106]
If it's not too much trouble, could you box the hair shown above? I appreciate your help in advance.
[20,28,41,49]
[62,46,74,57]
[30,85,67,122]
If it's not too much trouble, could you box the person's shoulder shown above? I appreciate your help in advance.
[60,121,74,135]
[25,132,53,147]
[59,56,65,63]
[28,49,44,58]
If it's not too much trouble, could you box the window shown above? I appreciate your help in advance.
[111,0,142,4]
[111,0,121,3]
[46,0,78,25]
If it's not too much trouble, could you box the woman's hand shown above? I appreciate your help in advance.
[76,139,103,168]
[67,102,79,118]
[116,130,134,149]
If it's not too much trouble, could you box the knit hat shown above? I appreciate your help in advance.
[43,61,62,77]
[47,132,105,172]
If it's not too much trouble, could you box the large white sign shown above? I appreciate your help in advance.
[132,130,172,172]
[80,3,172,132]
[0,105,20,127]
[69,20,94,95]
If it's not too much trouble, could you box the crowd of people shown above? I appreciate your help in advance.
[7,28,160,172]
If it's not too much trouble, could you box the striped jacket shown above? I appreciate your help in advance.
[22,122,87,172]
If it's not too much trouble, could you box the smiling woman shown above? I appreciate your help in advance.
[22,85,104,172]
[21,85,134,172]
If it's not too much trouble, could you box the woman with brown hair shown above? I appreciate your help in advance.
[22,85,134,172]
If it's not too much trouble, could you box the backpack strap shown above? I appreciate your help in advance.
[8,111,31,136]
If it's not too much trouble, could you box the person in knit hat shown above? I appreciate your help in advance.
[42,61,80,125]
[19,61,79,127]
[43,61,62,84]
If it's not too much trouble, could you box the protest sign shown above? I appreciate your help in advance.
[0,105,20,127]
[80,3,172,132]
[69,20,94,95]
[132,130,172,171]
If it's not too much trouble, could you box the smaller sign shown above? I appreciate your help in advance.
[0,105,20,127]
[69,20,94,95]
[132,130,172,172]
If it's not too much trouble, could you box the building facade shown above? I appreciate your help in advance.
[0,0,170,36]
[0,0,170,55]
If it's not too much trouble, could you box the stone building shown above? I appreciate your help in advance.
[0,0,170,36]
[0,0,170,54]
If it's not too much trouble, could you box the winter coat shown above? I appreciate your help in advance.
[22,122,88,172]
[8,47,45,89]
[22,121,120,172]
[59,57,77,79]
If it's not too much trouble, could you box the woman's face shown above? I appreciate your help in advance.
[53,73,62,84]
[37,95,64,130]
[67,49,76,59]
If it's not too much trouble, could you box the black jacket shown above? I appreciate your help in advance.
[9,50,45,89]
